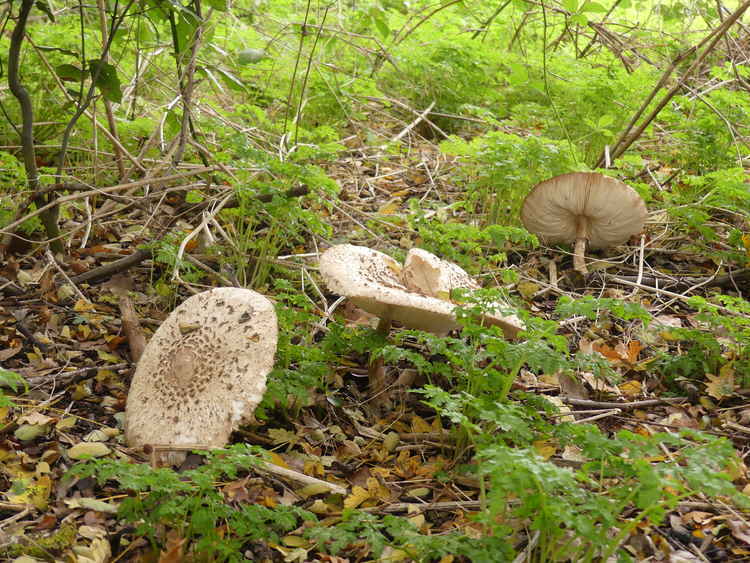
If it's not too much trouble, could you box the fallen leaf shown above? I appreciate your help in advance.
[705,367,735,400]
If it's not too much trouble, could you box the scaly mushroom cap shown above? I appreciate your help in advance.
[125,288,277,462]
[521,172,646,249]
[319,245,524,338]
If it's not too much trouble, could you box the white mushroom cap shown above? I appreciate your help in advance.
[125,288,277,464]
[521,172,646,249]
[319,245,524,338]
[403,248,524,338]
[402,248,480,298]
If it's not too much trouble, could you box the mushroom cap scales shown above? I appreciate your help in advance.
[319,244,524,338]
[521,172,646,249]
[125,288,277,458]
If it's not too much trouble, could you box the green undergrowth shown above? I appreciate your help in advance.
[68,293,750,561]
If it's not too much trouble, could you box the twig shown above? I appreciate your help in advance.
[71,248,151,284]
[362,499,482,514]
[595,0,750,166]
[45,250,89,302]
[118,294,147,363]
[382,100,436,148]
[25,363,130,387]
[0,167,218,235]
[606,274,748,317]
[563,397,688,409]
[253,460,347,496]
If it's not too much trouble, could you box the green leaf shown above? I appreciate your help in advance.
[570,13,588,25]
[56,63,86,82]
[203,0,228,11]
[175,9,201,55]
[508,62,529,86]
[237,48,266,65]
[88,60,122,103]
[370,8,390,39]
[581,1,607,12]
[0,368,27,392]
[562,0,579,12]
[213,67,246,92]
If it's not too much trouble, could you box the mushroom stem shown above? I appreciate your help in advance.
[369,317,392,403]
[573,216,589,275]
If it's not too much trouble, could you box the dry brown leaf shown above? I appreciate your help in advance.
[705,367,735,400]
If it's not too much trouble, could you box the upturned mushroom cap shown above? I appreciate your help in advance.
[319,244,524,338]
[402,248,480,299]
[521,172,646,249]
[125,288,277,464]
[403,248,524,338]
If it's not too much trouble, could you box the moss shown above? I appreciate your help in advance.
[0,522,77,560]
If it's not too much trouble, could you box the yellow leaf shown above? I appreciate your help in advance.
[410,415,431,433]
[742,233,750,255]
[705,368,735,400]
[378,199,401,215]
[618,380,642,398]
[7,475,52,510]
[344,486,371,509]
[533,440,556,460]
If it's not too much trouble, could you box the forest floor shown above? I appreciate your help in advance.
[2,31,750,563]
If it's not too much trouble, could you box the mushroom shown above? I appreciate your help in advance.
[319,245,524,399]
[125,287,277,465]
[320,244,524,338]
[401,248,522,338]
[520,172,647,274]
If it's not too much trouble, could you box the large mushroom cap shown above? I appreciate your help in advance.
[521,172,646,249]
[319,244,524,338]
[125,288,277,462]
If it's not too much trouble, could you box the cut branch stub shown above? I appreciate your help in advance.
[125,287,277,465]
[521,172,647,275]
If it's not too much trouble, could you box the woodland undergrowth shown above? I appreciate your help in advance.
[1,0,750,562]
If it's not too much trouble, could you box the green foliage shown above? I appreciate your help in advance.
[222,140,339,287]
[69,445,316,561]
[258,279,333,417]
[441,131,577,225]
[379,36,508,132]
[478,424,742,561]
[408,199,537,271]
[555,295,652,325]
[656,294,750,384]
[0,368,27,408]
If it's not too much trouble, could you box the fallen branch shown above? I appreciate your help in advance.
[563,397,688,409]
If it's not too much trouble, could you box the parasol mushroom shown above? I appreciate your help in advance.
[520,172,647,275]
[319,245,524,399]
[125,287,277,465]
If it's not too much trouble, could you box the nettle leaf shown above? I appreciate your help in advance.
[88,60,122,103]
[56,63,86,82]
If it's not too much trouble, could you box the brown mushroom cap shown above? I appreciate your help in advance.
[521,172,646,249]
[319,244,524,338]
[125,288,277,463]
